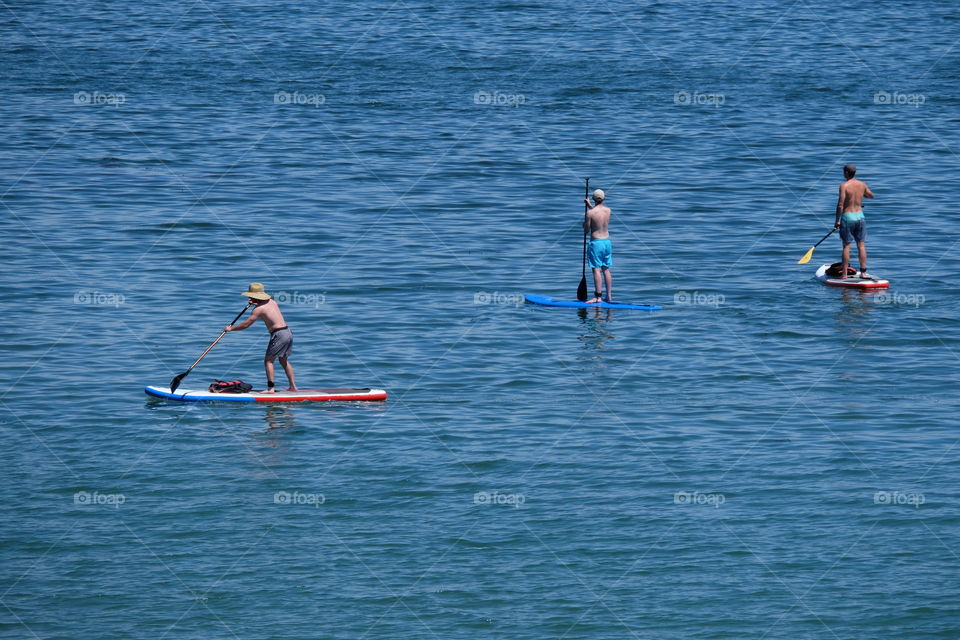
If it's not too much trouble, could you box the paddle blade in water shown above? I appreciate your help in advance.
[797,247,815,264]
[577,276,588,301]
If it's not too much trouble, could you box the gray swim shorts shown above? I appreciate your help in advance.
[265,327,292,360]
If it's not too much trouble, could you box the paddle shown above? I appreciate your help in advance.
[796,227,836,264]
[577,177,590,301]
[169,304,250,393]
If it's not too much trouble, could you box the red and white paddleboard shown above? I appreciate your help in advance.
[815,264,889,289]
[145,386,387,403]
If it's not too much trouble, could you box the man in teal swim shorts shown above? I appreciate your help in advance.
[583,188,613,302]
[834,163,875,279]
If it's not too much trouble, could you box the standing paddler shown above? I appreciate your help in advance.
[583,189,613,302]
[224,283,297,393]
[834,164,875,279]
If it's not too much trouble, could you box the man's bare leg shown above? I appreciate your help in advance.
[841,244,852,279]
[279,356,297,391]
[602,267,613,302]
[262,359,276,393]
[857,242,872,278]
[588,268,603,303]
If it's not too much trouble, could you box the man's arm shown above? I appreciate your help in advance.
[834,183,846,228]
[864,183,875,198]
[583,207,592,233]
[225,308,259,332]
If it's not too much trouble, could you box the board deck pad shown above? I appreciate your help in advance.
[145,386,387,403]
[815,264,889,289]
[525,294,661,311]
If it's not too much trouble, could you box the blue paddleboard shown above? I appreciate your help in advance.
[524,294,661,311]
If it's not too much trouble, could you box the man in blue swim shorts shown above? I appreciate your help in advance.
[834,163,875,279]
[583,188,613,302]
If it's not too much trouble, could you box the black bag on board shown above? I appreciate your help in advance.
[208,380,253,393]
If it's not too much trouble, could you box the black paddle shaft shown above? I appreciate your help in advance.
[169,304,250,392]
[577,177,590,301]
[812,227,836,249]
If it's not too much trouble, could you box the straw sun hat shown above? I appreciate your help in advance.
[242,282,272,300]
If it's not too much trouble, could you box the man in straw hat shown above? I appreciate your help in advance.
[583,188,613,302]
[224,282,297,393]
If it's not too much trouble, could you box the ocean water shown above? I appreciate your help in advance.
[2,1,959,638]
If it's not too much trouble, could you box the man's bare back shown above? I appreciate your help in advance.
[836,177,874,214]
[584,202,611,239]
[249,299,286,331]
[226,298,287,333]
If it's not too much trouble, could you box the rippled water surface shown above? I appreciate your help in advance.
[2,1,959,638]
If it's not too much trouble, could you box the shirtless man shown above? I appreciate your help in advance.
[583,189,613,303]
[834,164,875,279]
[224,282,297,393]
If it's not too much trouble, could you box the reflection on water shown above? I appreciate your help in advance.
[832,288,881,382]
[253,406,299,467]
[577,307,615,366]
[835,288,877,330]
[262,407,298,432]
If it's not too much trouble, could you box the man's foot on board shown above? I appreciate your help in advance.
[587,297,602,303]
[860,272,875,280]
[286,387,298,392]
[261,387,276,394]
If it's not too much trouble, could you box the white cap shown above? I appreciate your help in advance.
[592,189,605,202]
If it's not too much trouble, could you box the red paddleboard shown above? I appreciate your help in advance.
[145,386,387,403]
[815,264,889,289]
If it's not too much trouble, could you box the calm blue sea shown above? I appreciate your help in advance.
[2,1,959,638]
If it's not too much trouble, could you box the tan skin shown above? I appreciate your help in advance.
[583,196,612,302]
[834,168,875,279]
[224,297,297,392]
